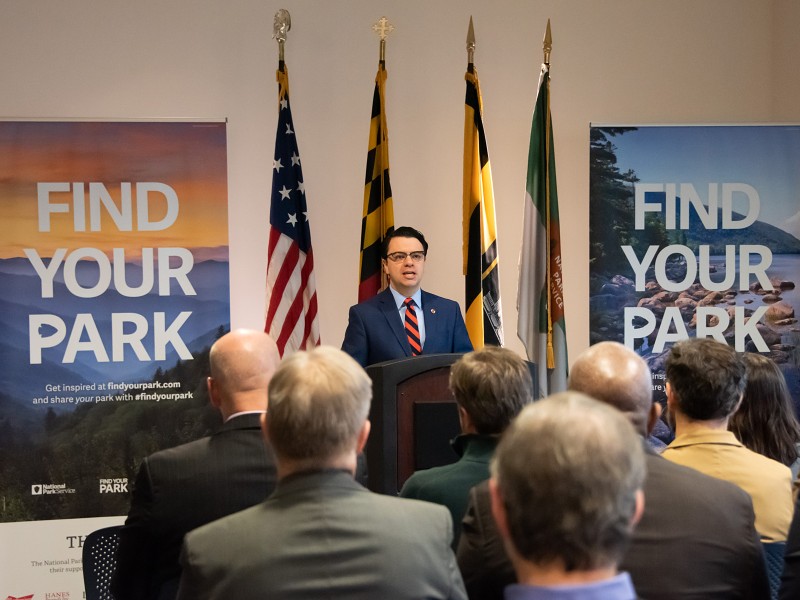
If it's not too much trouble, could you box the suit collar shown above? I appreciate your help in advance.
[217,412,264,433]
[451,433,499,460]
[387,285,423,310]
[377,288,411,357]
[420,290,444,345]
[271,469,362,499]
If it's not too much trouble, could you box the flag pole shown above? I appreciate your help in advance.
[543,19,555,370]
[464,16,476,276]
[463,17,503,349]
[265,8,322,354]
[372,16,393,279]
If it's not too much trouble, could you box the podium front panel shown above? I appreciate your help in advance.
[365,354,463,495]
[397,367,460,487]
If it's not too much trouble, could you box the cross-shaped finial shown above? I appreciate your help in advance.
[372,16,394,41]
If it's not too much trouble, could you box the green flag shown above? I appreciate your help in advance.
[517,62,568,396]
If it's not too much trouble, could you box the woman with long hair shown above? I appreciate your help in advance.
[729,352,800,478]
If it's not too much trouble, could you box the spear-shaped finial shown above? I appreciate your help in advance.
[273,9,291,63]
[466,16,476,66]
[372,16,394,63]
[543,19,552,66]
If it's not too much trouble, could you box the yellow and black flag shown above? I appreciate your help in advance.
[358,61,394,302]
[463,30,503,348]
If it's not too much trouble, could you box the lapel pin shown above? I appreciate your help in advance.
[430,308,436,314]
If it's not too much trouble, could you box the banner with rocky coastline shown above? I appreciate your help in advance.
[589,125,800,418]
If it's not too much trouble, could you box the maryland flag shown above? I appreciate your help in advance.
[463,64,503,349]
[358,62,394,302]
[517,60,568,396]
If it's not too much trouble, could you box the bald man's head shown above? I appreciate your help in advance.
[208,329,281,418]
[568,342,653,437]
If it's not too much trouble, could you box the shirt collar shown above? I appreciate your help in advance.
[389,286,422,311]
[504,572,636,600]
[224,410,266,423]
[667,428,744,450]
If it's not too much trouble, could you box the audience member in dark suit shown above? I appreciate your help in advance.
[780,494,800,599]
[400,346,532,548]
[176,346,467,600]
[342,226,472,367]
[489,392,646,599]
[111,329,281,600]
[458,341,770,600]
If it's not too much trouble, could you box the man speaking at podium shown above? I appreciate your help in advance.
[342,226,472,367]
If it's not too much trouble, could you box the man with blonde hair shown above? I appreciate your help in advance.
[177,346,466,600]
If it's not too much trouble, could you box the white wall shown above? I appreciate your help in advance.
[2,0,798,362]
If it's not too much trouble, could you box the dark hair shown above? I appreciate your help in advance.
[449,347,533,434]
[665,338,746,421]
[381,226,428,258]
[729,353,800,467]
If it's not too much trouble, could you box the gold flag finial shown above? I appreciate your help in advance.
[466,16,476,66]
[273,9,291,63]
[373,16,394,62]
[543,19,552,66]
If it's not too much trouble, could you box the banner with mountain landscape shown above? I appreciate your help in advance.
[0,120,230,596]
[589,125,800,416]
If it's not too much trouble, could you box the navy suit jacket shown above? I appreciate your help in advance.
[342,288,473,367]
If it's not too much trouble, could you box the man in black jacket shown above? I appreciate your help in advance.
[111,329,281,600]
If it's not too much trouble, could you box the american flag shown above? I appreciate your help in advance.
[265,64,320,356]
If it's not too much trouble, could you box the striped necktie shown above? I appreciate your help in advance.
[404,297,421,356]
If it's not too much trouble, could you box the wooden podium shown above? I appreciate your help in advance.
[365,353,464,495]
[364,353,539,495]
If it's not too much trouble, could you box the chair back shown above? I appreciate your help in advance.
[763,541,786,600]
[82,525,122,600]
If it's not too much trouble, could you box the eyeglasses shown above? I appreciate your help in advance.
[385,251,426,263]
